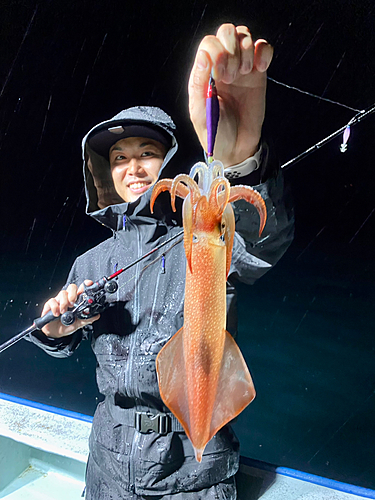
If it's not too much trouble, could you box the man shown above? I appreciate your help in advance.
[29,24,294,499]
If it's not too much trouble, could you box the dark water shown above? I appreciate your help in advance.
[235,242,375,489]
[1,0,375,491]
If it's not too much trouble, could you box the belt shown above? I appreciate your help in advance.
[105,396,184,435]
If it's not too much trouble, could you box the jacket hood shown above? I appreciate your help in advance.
[82,106,179,231]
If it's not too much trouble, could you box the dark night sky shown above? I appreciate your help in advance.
[0,0,375,490]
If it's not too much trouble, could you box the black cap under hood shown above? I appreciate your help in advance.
[82,106,179,231]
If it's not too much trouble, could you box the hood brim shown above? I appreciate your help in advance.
[81,106,179,230]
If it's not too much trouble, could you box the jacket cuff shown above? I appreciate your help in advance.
[25,328,85,357]
[29,329,73,347]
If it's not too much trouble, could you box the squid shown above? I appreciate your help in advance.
[150,160,267,462]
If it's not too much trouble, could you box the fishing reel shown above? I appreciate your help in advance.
[60,279,118,326]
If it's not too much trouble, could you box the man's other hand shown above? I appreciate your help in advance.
[41,281,100,338]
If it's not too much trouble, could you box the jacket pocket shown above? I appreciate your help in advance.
[135,427,240,495]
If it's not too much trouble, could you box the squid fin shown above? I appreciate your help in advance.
[208,330,255,441]
[156,327,191,435]
[157,328,255,460]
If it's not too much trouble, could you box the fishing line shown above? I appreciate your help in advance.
[268,77,363,113]
[116,236,183,293]
[136,237,183,276]
[267,76,375,169]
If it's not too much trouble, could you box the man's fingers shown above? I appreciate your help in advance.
[58,290,72,314]
[193,35,227,82]
[41,302,50,317]
[188,23,272,162]
[188,49,211,99]
[52,298,63,316]
[254,39,273,72]
[66,283,78,306]
[236,26,254,75]
[40,280,98,338]
[42,279,93,319]
[77,279,94,294]
[216,24,240,84]
[188,31,233,127]
[188,47,212,137]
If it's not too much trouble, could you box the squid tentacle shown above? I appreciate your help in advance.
[171,174,200,212]
[190,162,207,191]
[210,160,224,180]
[209,177,230,217]
[221,204,235,278]
[228,185,267,236]
[183,194,194,273]
[150,179,189,213]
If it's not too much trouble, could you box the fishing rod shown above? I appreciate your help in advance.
[0,230,184,354]
[281,102,375,170]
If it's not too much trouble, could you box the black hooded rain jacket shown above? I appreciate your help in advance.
[28,106,294,499]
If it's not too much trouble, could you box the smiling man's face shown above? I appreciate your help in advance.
[109,136,167,203]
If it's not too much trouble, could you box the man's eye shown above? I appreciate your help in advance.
[115,154,126,161]
[141,151,153,157]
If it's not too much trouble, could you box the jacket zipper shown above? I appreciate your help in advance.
[126,220,141,493]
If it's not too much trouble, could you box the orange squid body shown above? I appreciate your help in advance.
[151,161,267,462]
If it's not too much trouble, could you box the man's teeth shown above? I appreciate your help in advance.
[130,182,149,190]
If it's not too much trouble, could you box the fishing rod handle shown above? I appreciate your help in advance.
[33,310,62,329]
[33,308,78,330]
[33,305,94,330]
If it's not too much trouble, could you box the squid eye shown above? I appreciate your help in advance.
[219,222,226,242]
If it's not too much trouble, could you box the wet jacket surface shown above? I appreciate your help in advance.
[29,107,294,498]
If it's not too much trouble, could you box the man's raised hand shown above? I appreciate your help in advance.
[188,23,273,167]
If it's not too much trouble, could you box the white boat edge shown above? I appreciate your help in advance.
[1,392,375,499]
[0,392,91,463]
